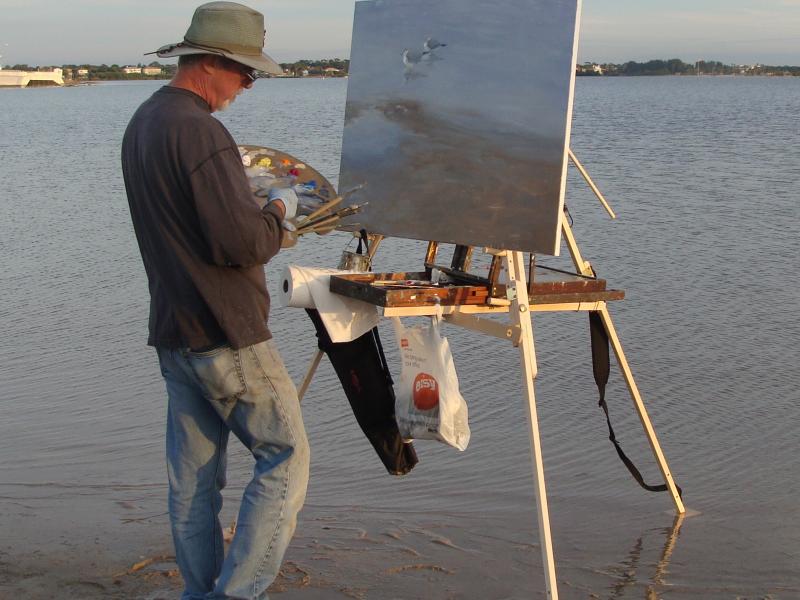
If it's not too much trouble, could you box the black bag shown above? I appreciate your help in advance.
[306,309,419,475]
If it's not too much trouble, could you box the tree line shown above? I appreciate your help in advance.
[579,59,800,76]
[278,59,350,77]
[5,59,351,79]
[9,57,798,79]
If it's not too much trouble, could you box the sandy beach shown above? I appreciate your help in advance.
[0,494,549,600]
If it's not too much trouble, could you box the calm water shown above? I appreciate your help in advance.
[1,77,798,599]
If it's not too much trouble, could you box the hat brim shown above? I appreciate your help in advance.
[153,42,283,76]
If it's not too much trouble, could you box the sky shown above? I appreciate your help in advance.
[1,0,799,67]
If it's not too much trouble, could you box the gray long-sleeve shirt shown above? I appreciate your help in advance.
[122,86,284,350]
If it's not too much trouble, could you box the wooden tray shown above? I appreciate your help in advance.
[330,272,488,307]
[330,268,624,308]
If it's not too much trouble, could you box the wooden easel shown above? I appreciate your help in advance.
[298,150,685,600]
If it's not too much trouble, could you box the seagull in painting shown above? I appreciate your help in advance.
[402,47,429,68]
[402,47,429,81]
[423,37,447,52]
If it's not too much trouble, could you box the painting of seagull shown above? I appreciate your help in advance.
[423,37,447,52]
[402,47,429,80]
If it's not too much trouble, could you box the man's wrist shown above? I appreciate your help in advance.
[269,199,286,219]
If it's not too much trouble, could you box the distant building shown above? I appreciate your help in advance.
[323,67,340,74]
[77,68,89,77]
[0,67,64,87]
[576,62,603,76]
[142,66,162,76]
[123,66,142,74]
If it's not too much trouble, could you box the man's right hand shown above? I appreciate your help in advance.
[267,188,299,220]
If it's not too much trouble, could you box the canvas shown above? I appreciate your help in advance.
[338,0,582,255]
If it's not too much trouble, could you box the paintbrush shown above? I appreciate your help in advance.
[296,202,367,232]
[295,203,368,237]
[297,195,343,226]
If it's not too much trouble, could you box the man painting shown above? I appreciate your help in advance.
[121,3,308,598]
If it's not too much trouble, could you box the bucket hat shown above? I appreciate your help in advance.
[150,2,283,75]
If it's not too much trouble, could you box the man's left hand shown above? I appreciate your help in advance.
[267,188,299,219]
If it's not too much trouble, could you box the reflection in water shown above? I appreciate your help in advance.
[608,513,685,599]
[650,514,685,590]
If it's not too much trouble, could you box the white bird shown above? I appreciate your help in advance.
[423,37,447,52]
[402,48,428,68]
[402,48,430,81]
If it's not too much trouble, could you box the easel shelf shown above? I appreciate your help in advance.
[330,266,624,309]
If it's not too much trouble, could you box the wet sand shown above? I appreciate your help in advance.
[0,498,548,600]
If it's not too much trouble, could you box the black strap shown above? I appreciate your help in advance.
[356,228,369,257]
[589,311,682,498]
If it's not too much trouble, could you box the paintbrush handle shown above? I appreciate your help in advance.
[297,214,339,232]
[302,196,343,223]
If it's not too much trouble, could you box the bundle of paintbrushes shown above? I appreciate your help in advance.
[294,197,367,236]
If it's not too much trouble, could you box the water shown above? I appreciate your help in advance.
[1,77,798,599]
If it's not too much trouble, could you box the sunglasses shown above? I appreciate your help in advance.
[242,66,258,82]
[218,56,258,82]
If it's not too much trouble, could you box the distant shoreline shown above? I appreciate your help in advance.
[7,57,799,83]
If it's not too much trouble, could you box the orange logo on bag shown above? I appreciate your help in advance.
[413,372,439,410]
[401,338,409,348]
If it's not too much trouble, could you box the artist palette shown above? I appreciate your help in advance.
[238,145,337,212]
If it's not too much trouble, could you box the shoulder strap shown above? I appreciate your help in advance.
[589,311,682,497]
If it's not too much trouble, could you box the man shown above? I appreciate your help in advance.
[121,3,309,599]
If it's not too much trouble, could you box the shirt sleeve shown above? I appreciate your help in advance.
[189,146,284,268]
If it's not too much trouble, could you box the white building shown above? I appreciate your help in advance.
[123,66,142,74]
[0,67,64,87]
[142,66,162,76]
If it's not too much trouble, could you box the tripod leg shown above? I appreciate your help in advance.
[597,304,685,514]
[298,349,324,402]
[508,251,560,600]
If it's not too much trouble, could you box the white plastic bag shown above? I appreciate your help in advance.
[392,315,470,451]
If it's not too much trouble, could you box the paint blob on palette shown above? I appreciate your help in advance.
[238,145,337,217]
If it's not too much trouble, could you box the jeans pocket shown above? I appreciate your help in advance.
[188,346,247,401]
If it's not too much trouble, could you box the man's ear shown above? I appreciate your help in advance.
[200,55,218,76]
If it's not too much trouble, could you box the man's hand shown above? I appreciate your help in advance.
[267,188,298,220]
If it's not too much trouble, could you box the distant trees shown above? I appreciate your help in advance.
[619,59,692,75]
[55,62,176,80]
[279,58,350,77]
[578,59,800,76]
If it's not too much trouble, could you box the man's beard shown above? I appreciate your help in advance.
[217,90,241,112]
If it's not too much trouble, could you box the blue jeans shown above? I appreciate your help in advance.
[156,340,310,600]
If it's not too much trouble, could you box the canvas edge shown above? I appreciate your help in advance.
[336,0,367,203]
[552,0,584,256]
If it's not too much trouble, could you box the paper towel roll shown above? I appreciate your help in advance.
[278,264,380,343]
[279,264,320,308]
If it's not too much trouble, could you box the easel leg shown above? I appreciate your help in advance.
[597,305,685,514]
[507,251,559,600]
[297,349,324,402]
